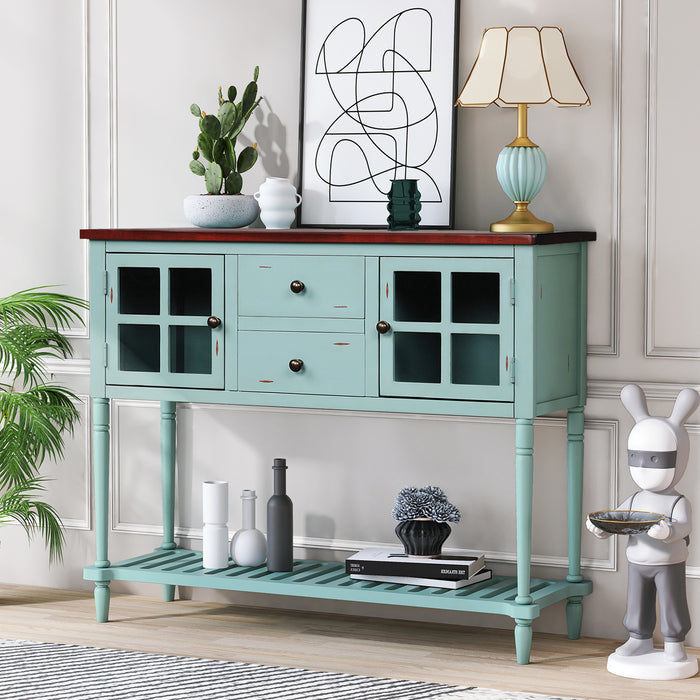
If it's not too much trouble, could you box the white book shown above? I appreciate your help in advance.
[346,547,485,580]
[350,568,493,590]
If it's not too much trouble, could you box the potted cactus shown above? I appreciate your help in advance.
[392,485,461,558]
[184,67,263,228]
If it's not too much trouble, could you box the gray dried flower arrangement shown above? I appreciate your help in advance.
[391,485,461,523]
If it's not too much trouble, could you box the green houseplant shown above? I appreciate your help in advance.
[0,287,88,562]
[184,66,263,228]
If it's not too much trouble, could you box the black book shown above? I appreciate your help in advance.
[345,547,485,581]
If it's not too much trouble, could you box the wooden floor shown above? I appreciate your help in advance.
[1,583,699,699]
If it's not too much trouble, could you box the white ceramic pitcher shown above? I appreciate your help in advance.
[254,177,302,229]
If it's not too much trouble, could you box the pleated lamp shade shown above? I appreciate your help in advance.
[456,26,590,108]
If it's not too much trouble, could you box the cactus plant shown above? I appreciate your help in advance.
[189,66,262,195]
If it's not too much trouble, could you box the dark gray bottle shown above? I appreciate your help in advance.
[266,457,293,571]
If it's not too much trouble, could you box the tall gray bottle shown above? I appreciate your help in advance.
[266,458,293,571]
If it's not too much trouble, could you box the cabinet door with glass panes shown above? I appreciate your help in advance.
[378,257,514,402]
[105,254,225,389]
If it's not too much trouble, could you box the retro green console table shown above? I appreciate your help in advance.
[80,227,595,664]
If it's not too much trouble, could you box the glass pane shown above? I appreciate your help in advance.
[451,334,500,385]
[452,272,500,324]
[170,268,212,316]
[394,271,441,322]
[119,324,160,372]
[394,332,440,383]
[119,268,160,315]
[169,326,212,374]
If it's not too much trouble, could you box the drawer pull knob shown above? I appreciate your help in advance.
[376,320,391,334]
[290,280,305,293]
[207,316,222,329]
[289,358,304,372]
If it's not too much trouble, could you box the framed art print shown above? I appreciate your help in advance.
[298,0,459,228]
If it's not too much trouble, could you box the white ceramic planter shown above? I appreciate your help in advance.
[254,177,302,229]
[202,480,229,569]
[203,480,228,524]
[184,194,259,229]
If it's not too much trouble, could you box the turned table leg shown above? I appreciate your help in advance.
[93,398,111,622]
[160,401,177,603]
[514,417,535,663]
[566,406,585,639]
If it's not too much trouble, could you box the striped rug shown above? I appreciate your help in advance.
[0,638,582,700]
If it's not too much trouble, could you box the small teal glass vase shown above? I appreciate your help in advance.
[387,179,421,231]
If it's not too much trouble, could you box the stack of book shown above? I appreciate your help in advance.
[345,547,492,589]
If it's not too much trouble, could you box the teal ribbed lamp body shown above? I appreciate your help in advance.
[496,146,548,202]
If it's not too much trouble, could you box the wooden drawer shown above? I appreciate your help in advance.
[238,255,364,318]
[238,331,365,396]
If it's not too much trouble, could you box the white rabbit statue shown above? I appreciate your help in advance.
[587,384,699,679]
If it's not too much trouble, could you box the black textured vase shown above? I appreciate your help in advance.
[266,458,293,572]
[395,519,451,558]
[387,179,422,231]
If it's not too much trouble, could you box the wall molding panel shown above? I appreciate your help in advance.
[55,0,91,340]
[685,424,700,578]
[108,0,118,228]
[645,0,700,359]
[61,394,91,531]
[111,398,157,535]
[588,379,700,401]
[589,0,622,358]
[44,359,91,377]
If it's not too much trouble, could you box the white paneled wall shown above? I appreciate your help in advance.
[647,0,700,358]
[1,0,699,646]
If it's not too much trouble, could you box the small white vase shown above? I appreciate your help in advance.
[254,177,302,229]
[230,489,267,567]
[203,524,229,569]
[184,194,259,228]
[202,480,229,569]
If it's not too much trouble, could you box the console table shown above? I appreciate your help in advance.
[80,227,595,664]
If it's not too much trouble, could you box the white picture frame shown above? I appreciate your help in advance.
[298,0,459,228]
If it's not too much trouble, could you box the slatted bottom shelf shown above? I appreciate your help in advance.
[84,548,592,622]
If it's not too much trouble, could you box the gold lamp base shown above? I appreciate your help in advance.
[490,201,554,233]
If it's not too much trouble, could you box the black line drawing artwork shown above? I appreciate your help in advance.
[313,8,443,204]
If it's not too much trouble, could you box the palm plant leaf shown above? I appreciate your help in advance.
[0,287,88,331]
[0,384,81,488]
[0,421,39,489]
[0,323,75,385]
[0,286,87,563]
[0,476,65,562]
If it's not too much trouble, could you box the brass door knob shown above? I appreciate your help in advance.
[207,316,222,328]
[376,320,391,334]
[289,358,304,372]
[290,280,305,294]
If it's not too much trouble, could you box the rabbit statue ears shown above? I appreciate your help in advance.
[621,384,699,484]
[621,384,699,427]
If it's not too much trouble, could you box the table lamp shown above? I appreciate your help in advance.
[456,26,590,233]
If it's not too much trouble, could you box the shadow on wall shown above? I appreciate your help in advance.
[253,99,291,179]
[235,99,293,226]
[305,514,336,542]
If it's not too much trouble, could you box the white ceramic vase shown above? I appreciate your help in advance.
[202,480,229,569]
[230,489,267,567]
[184,194,259,228]
[254,177,302,229]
